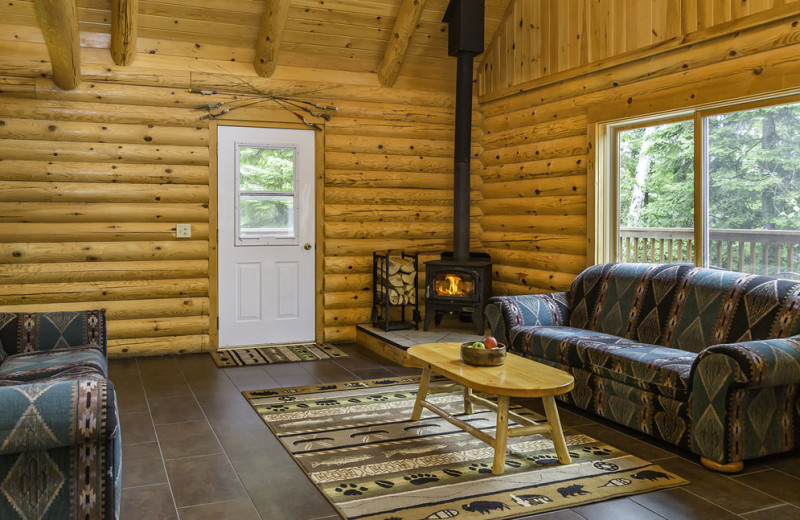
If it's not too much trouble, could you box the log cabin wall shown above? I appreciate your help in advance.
[477,1,800,296]
[0,0,509,357]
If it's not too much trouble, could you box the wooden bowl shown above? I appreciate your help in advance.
[460,342,507,366]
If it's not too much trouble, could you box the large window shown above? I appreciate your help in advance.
[607,97,800,277]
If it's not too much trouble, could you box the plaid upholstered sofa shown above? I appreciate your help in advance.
[0,310,120,519]
[485,263,800,472]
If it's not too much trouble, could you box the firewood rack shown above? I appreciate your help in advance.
[371,251,421,331]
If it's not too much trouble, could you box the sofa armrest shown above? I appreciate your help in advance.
[0,377,118,455]
[485,292,570,346]
[690,335,800,464]
[0,310,106,356]
[693,335,800,388]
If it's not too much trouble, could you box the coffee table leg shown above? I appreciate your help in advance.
[411,365,431,421]
[462,386,474,414]
[542,395,571,464]
[492,395,510,475]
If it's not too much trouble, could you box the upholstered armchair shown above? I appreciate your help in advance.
[0,310,120,519]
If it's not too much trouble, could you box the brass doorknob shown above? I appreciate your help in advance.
[303,243,312,250]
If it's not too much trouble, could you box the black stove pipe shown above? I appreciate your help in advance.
[443,0,484,264]
[452,50,475,263]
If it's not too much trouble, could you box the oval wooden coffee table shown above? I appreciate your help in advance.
[407,342,575,475]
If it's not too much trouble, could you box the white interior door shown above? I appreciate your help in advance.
[217,126,316,347]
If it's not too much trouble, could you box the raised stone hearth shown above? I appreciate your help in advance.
[356,321,484,368]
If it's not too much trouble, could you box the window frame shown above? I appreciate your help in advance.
[594,93,800,268]
[233,143,299,247]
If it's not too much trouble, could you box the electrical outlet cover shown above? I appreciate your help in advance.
[176,224,192,238]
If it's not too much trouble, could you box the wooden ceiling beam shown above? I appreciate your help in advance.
[111,0,139,66]
[253,0,290,78]
[33,0,81,90]
[378,0,428,87]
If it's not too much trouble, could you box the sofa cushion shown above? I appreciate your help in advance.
[567,263,800,354]
[0,346,108,384]
[511,325,695,400]
[568,263,698,345]
[663,270,800,352]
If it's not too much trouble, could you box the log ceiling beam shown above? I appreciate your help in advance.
[253,0,290,78]
[111,0,139,66]
[33,0,81,90]
[378,0,428,87]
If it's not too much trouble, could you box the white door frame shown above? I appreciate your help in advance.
[209,120,324,350]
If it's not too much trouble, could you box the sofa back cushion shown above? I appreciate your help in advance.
[568,263,800,353]
[668,269,800,351]
[569,263,693,344]
[0,310,106,356]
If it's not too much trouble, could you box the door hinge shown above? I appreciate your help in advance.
[216,316,219,329]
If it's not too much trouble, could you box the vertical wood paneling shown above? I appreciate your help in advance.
[539,0,551,76]
[547,0,559,73]
[665,0,683,39]
[478,0,797,96]
[652,1,667,42]
[682,0,699,33]
[612,0,627,55]
[521,0,533,81]
[635,1,653,49]
[698,0,714,28]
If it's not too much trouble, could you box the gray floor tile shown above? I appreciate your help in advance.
[177,498,261,520]
[165,453,248,508]
[119,411,156,445]
[121,442,167,488]
[156,420,222,460]
[149,395,205,424]
[120,483,177,520]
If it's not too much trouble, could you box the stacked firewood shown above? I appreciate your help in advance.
[376,256,417,305]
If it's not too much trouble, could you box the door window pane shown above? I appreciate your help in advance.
[706,104,800,276]
[239,196,294,236]
[239,147,295,192]
[237,145,297,242]
[617,120,694,263]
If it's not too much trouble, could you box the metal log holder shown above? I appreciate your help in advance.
[371,250,421,331]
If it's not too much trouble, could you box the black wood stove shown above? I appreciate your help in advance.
[423,0,492,335]
[424,252,491,334]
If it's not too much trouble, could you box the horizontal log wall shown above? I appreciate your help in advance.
[0,77,212,356]
[479,8,800,296]
[478,0,800,96]
[0,38,483,355]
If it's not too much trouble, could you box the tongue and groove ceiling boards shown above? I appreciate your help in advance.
[3,0,511,90]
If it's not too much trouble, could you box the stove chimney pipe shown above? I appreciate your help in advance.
[443,0,484,263]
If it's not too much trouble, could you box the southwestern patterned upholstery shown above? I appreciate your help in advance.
[0,310,120,519]
[485,263,800,468]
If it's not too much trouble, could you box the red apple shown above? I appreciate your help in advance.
[483,336,498,349]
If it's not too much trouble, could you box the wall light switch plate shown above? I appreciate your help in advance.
[176,224,192,238]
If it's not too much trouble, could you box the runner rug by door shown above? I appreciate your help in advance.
[244,376,688,520]
[210,343,347,367]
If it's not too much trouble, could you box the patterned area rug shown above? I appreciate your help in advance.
[244,376,688,520]
[210,343,347,367]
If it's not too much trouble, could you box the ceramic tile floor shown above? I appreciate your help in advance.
[111,341,800,520]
